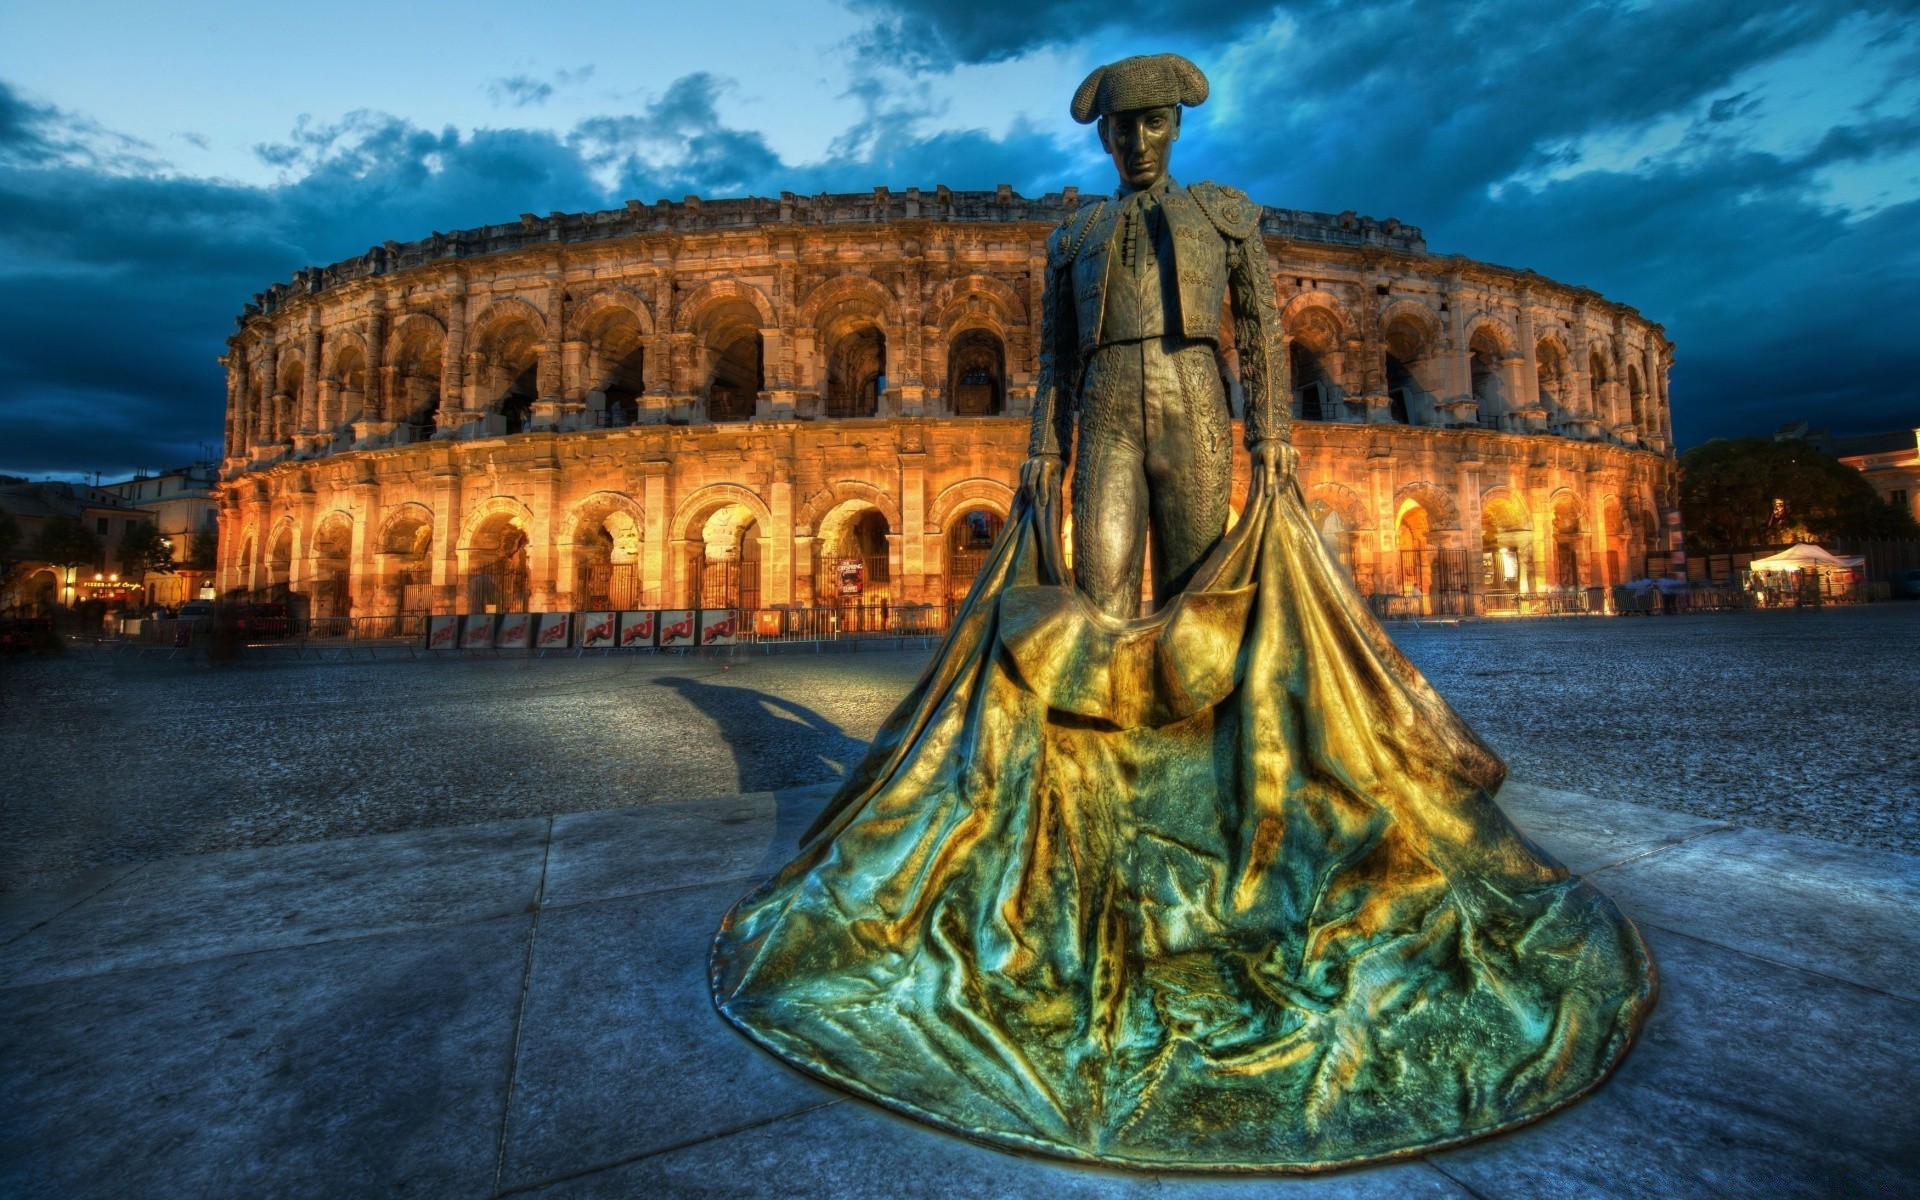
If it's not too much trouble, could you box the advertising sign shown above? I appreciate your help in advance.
[618,610,656,648]
[495,612,534,649]
[658,608,697,648]
[426,615,459,650]
[837,558,865,596]
[699,609,739,645]
[533,612,571,649]
[459,614,497,649]
[578,611,618,648]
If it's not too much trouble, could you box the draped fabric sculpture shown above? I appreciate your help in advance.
[711,53,1655,1172]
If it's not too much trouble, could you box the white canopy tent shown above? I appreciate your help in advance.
[1746,543,1865,573]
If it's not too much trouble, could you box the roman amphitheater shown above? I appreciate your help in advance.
[214,185,1675,625]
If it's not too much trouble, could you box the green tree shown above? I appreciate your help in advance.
[187,527,219,572]
[28,512,103,570]
[1680,438,1919,550]
[117,521,173,575]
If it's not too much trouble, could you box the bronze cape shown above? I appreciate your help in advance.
[709,452,1656,1171]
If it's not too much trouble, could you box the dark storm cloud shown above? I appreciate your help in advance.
[848,0,1920,443]
[5,0,1919,476]
[0,75,1071,478]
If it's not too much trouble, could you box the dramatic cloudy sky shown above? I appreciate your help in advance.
[2,0,1916,479]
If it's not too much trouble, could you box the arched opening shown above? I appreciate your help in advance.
[582,309,646,429]
[1290,340,1334,421]
[1397,501,1433,595]
[388,323,444,440]
[1535,338,1569,422]
[267,525,294,600]
[1481,495,1532,601]
[1309,500,1356,578]
[1383,316,1434,425]
[236,537,256,598]
[274,355,304,444]
[1627,364,1647,431]
[1588,349,1610,423]
[311,514,353,618]
[699,301,763,423]
[816,502,891,620]
[573,504,645,610]
[944,508,1005,601]
[382,513,433,614]
[467,513,529,613]
[824,317,886,418]
[332,345,367,431]
[1602,495,1627,587]
[1470,330,1507,426]
[687,504,760,609]
[476,319,541,436]
[24,566,60,614]
[947,329,1005,416]
[1551,494,1583,590]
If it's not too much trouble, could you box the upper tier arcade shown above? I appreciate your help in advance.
[220,185,1673,480]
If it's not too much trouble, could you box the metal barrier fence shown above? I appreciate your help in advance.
[132,613,431,645]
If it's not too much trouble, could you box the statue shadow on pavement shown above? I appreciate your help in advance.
[650,674,865,854]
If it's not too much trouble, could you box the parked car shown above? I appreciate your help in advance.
[1902,569,1920,599]
[178,600,216,619]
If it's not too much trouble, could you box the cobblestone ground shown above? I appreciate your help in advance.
[2,604,1914,891]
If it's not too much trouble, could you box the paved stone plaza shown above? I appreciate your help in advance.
[2,605,1916,1197]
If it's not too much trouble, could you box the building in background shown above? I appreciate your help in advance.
[0,478,154,614]
[100,462,221,607]
[214,187,1676,621]
[1814,428,1920,525]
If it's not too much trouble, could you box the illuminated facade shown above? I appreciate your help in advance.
[215,186,1676,618]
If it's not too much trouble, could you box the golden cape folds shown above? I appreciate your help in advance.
[709,457,1656,1172]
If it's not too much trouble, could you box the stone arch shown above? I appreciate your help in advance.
[1481,486,1534,598]
[1392,481,1461,532]
[931,274,1025,334]
[460,495,534,613]
[682,285,767,423]
[459,495,536,551]
[378,502,435,553]
[266,516,297,595]
[310,510,355,617]
[1307,481,1375,589]
[1281,292,1353,346]
[798,273,901,330]
[1534,330,1572,420]
[385,313,445,430]
[1548,487,1585,588]
[813,497,895,608]
[324,334,369,429]
[796,480,901,538]
[1467,317,1516,423]
[469,300,546,434]
[272,351,305,442]
[576,301,650,427]
[1381,303,1441,426]
[1464,314,1516,355]
[377,503,434,613]
[567,288,655,340]
[926,478,1016,533]
[671,483,774,544]
[566,490,648,609]
[674,279,774,335]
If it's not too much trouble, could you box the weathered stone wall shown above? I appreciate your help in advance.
[216,187,1675,615]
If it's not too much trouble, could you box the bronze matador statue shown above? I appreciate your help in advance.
[1024,51,1288,619]
[711,53,1655,1173]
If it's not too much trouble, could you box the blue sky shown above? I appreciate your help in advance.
[2,0,1916,478]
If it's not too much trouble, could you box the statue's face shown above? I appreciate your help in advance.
[1099,106,1179,191]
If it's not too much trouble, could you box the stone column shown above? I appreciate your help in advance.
[766,451,794,606]
[898,446,927,601]
[439,276,469,438]
[432,469,460,614]
[364,300,387,423]
[641,463,668,605]
[302,322,323,434]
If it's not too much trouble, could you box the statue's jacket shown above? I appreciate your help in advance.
[1029,178,1291,459]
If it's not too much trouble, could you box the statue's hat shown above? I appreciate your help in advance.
[1070,53,1209,124]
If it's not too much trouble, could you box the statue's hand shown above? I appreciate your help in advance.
[1020,454,1064,507]
[1250,439,1298,485]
